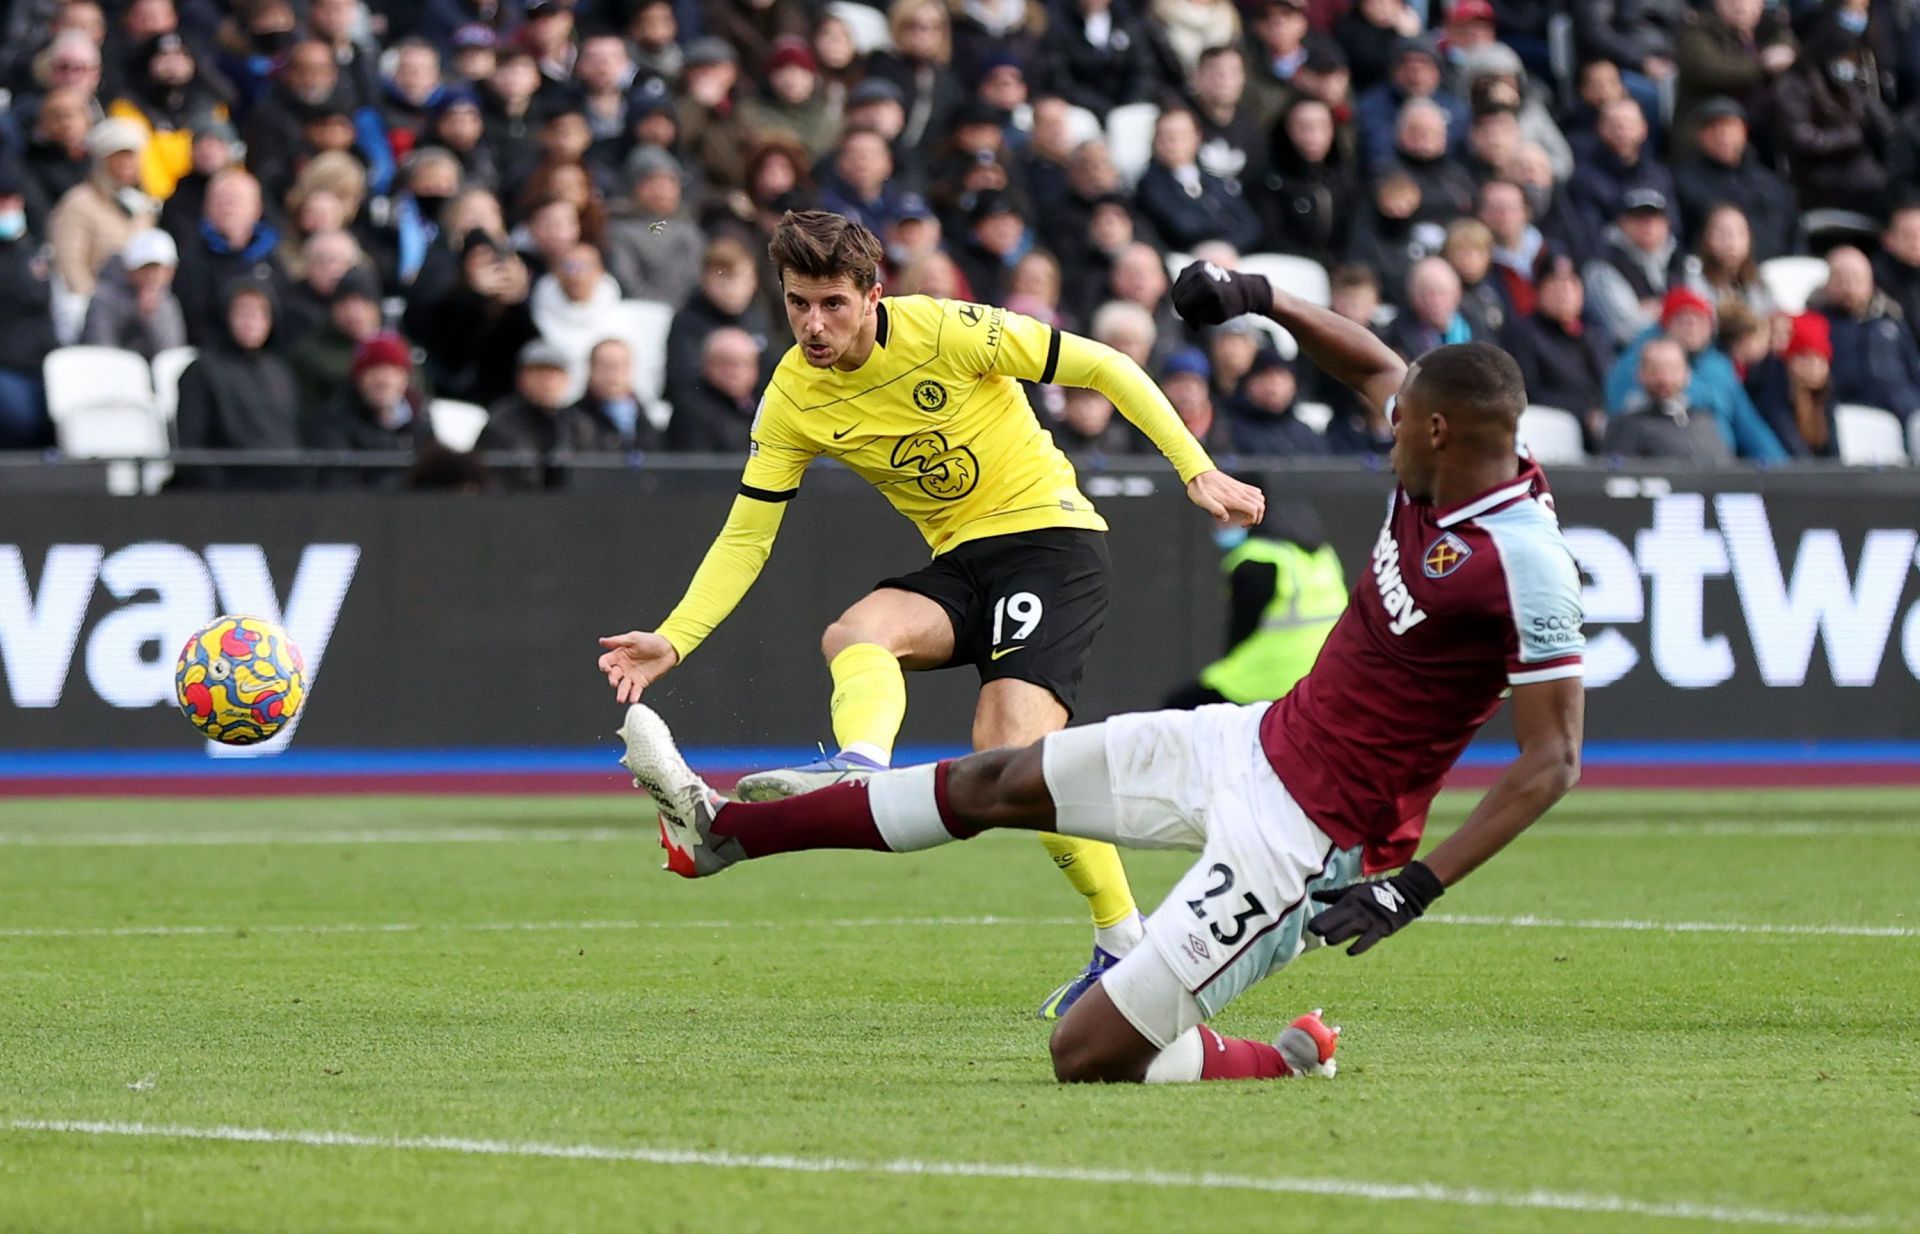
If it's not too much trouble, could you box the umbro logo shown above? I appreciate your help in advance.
[1202,262,1232,283]
[1370,884,1405,912]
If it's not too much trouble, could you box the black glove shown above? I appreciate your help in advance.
[1171,262,1273,327]
[1306,860,1445,956]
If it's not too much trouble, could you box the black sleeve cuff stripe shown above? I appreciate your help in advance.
[1039,328,1062,385]
[739,483,800,503]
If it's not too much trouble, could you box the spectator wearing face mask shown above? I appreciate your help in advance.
[108,32,230,200]
[0,163,57,448]
[1770,28,1898,215]
[48,118,156,295]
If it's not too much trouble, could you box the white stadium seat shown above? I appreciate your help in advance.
[1243,315,1299,360]
[1238,253,1332,307]
[428,399,490,452]
[44,346,167,494]
[150,346,196,425]
[826,1,892,54]
[1105,102,1159,187]
[1163,250,1191,281]
[1759,256,1829,314]
[1293,400,1333,433]
[1063,105,1102,149]
[605,299,676,430]
[1518,405,1588,465]
[1833,404,1909,465]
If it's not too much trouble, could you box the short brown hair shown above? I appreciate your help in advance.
[767,209,885,290]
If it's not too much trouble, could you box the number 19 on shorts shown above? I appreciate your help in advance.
[991,591,1043,652]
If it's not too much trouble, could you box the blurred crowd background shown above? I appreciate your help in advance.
[4,0,1920,488]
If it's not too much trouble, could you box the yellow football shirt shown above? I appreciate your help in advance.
[657,295,1214,659]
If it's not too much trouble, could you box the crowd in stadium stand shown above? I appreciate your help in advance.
[3,0,1920,484]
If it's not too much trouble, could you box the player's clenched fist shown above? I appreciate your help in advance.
[1306,860,1445,956]
[1171,262,1273,326]
[597,630,680,704]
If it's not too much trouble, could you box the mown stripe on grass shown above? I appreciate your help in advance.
[0,914,1912,940]
[2,1118,1885,1229]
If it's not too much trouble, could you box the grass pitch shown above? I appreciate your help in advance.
[1,788,1916,1234]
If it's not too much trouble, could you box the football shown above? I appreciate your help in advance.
[173,615,308,745]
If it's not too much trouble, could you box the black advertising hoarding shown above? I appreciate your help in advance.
[2,465,1919,751]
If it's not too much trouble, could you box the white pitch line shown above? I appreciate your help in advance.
[1,1118,1884,1230]
[0,913,1910,941]
[0,819,1915,848]
[1426,914,1917,938]
[0,827,642,847]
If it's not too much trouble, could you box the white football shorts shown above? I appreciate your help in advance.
[1042,702,1364,1045]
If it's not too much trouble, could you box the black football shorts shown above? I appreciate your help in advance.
[876,528,1111,715]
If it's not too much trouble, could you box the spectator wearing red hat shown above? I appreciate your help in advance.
[307,331,435,472]
[1604,283,1788,460]
[740,36,835,159]
[1747,312,1839,458]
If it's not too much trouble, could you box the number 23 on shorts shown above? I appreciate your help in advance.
[990,591,1043,658]
[1187,862,1270,946]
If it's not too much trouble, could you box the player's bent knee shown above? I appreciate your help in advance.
[1048,1020,1148,1084]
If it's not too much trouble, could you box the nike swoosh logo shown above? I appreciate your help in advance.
[990,646,1026,661]
[832,423,862,440]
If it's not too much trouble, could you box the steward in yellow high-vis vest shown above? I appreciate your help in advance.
[1166,498,1348,708]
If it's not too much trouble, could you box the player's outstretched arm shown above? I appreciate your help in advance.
[1306,677,1583,955]
[1047,329,1264,526]
[597,493,791,702]
[1418,675,1583,885]
[1171,262,1407,420]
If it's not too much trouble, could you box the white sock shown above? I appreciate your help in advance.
[839,742,890,767]
[1142,1027,1205,1083]
[867,764,952,852]
[1094,912,1145,958]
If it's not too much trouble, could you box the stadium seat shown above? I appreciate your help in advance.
[1909,412,1920,463]
[1759,256,1829,314]
[1163,250,1191,281]
[1106,102,1159,187]
[1293,400,1333,433]
[44,346,167,495]
[1518,405,1588,464]
[1062,105,1102,149]
[428,399,490,452]
[827,1,892,53]
[149,346,196,425]
[1238,253,1332,307]
[1833,404,1909,465]
[607,299,676,427]
[1243,314,1299,360]
[1800,209,1880,251]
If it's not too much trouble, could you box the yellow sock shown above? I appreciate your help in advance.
[1038,833,1138,928]
[828,643,907,764]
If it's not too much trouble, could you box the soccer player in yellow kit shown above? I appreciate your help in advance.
[598,211,1263,1016]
